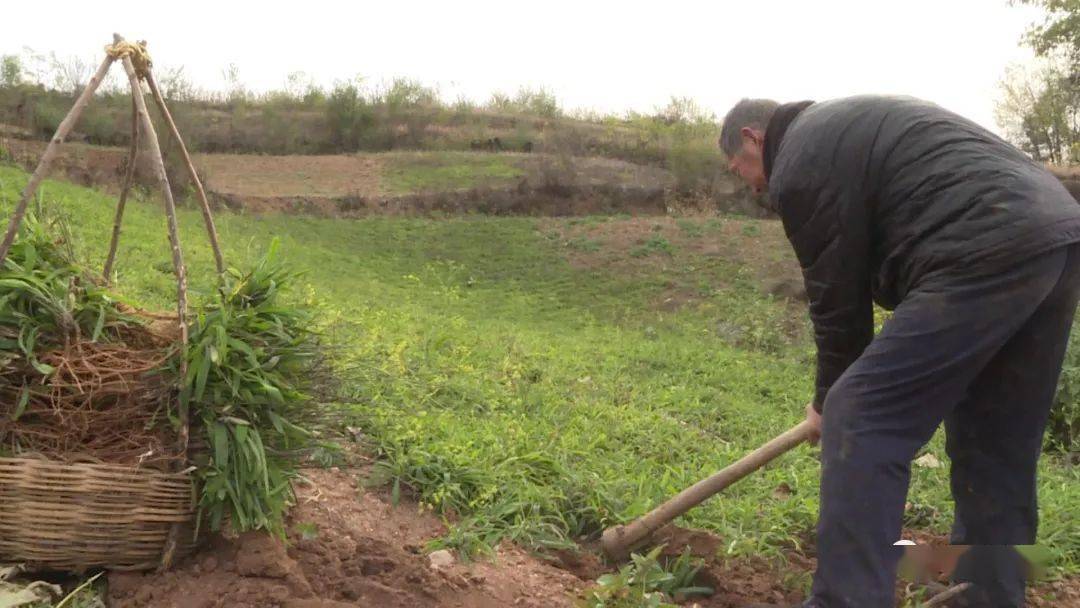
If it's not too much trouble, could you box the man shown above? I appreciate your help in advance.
[720,96,1080,607]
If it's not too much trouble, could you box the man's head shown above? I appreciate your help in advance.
[719,98,779,194]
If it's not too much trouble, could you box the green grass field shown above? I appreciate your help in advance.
[381,151,525,194]
[0,164,1077,588]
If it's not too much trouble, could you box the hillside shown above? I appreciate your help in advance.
[0,164,1076,606]
[0,81,723,169]
[0,137,759,217]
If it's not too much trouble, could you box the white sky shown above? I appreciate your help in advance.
[2,0,1046,134]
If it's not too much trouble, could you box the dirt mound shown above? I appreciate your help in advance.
[93,466,1080,608]
[108,468,583,608]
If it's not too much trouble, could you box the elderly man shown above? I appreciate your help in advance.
[721,96,1080,608]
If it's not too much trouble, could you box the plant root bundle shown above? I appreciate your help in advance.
[0,332,182,470]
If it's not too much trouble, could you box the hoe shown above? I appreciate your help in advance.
[600,420,816,560]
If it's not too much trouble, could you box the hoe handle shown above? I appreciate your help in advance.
[600,420,815,560]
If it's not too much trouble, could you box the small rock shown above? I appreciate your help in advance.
[914,453,942,469]
[428,549,455,570]
[201,556,219,573]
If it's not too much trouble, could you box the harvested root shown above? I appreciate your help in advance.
[0,334,181,470]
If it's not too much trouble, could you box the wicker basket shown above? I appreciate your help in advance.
[0,457,198,571]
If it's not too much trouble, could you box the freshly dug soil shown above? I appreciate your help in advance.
[108,468,584,608]
[105,467,1080,607]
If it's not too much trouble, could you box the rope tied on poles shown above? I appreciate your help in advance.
[105,40,152,79]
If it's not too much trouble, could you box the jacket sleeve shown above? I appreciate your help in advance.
[773,175,874,413]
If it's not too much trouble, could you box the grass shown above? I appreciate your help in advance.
[381,151,525,194]
[0,165,1077,587]
[630,235,674,258]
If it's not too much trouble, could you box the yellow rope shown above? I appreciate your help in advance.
[104,40,153,79]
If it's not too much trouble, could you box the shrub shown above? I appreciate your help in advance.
[1,55,22,88]
[32,101,65,139]
[582,546,712,608]
[487,87,561,118]
[667,133,724,194]
[325,82,375,152]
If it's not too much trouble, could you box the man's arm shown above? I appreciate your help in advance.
[774,176,875,413]
[801,232,874,411]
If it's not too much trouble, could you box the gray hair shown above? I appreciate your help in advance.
[719,98,779,156]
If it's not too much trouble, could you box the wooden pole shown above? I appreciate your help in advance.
[924,583,973,607]
[600,420,814,561]
[0,54,115,265]
[115,33,190,570]
[103,95,140,282]
[144,70,225,275]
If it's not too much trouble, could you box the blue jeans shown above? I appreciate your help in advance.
[808,244,1080,607]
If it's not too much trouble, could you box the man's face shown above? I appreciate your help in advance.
[726,127,767,194]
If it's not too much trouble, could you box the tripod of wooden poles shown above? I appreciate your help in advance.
[0,33,226,570]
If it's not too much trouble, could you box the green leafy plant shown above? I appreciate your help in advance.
[182,240,319,535]
[581,546,712,608]
[0,203,132,377]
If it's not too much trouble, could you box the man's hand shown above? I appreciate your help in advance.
[805,402,822,445]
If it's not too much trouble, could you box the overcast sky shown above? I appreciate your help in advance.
[2,1,1046,133]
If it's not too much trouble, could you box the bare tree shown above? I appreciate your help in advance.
[49,53,96,94]
[997,59,1080,163]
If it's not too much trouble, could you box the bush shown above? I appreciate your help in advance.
[667,133,724,194]
[380,77,439,110]
[32,101,65,139]
[487,86,561,118]
[325,82,375,152]
[514,87,560,118]
[1,55,22,88]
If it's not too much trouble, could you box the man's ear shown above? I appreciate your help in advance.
[740,126,763,145]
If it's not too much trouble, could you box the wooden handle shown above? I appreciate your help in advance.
[600,420,815,560]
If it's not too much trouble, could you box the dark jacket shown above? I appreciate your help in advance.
[765,95,1080,411]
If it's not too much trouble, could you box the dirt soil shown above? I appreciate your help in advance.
[650,527,1080,607]
[108,468,584,608]
[197,153,385,199]
[103,468,811,608]
[107,467,1079,608]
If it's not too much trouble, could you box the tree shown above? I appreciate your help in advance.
[1,55,22,87]
[325,80,374,151]
[998,2,1080,162]
[997,61,1080,163]
[1015,0,1080,66]
[48,53,93,94]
